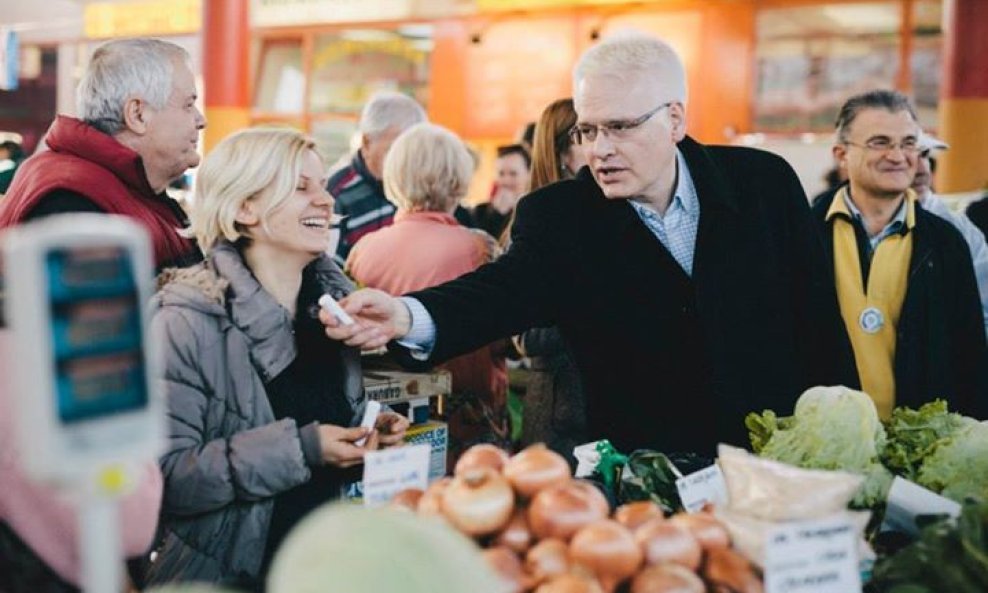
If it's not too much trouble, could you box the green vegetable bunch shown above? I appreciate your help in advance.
[745,385,894,508]
[867,500,988,593]
[747,388,988,507]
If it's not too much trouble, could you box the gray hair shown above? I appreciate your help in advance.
[358,92,427,139]
[77,38,190,135]
[383,123,474,212]
[835,89,918,143]
[573,33,688,106]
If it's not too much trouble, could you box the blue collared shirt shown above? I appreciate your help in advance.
[626,150,700,276]
[842,192,908,255]
[400,149,701,354]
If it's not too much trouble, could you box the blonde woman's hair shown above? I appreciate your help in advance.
[382,123,474,212]
[189,127,317,253]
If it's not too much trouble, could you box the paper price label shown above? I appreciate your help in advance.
[765,514,861,593]
[362,444,431,508]
[675,463,728,513]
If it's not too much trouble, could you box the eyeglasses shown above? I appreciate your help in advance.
[843,137,920,155]
[568,102,673,145]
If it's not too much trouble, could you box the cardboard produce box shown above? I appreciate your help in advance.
[363,369,451,406]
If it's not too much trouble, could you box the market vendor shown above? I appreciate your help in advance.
[320,33,857,456]
[812,89,987,420]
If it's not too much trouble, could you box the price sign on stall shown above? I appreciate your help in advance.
[362,444,431,508]
[675,463,728,513]
[764,514,861,593]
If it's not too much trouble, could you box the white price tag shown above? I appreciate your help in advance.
[361,444,431,508]
[675,463,728,513]
[765,514,861,593]
[883,476,961,536]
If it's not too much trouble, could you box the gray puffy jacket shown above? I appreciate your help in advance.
[145,241,364,585]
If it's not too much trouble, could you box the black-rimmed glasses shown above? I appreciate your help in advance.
[568,102,673,145]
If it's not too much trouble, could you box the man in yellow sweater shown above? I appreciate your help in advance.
[812,89,987,420]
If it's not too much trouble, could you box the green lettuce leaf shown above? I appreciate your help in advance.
[916,422,988,503]
[881,400,972,482]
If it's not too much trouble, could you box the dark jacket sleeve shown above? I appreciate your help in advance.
[778,160,859,390]
[391,190,558,368]
[22,189,105,221]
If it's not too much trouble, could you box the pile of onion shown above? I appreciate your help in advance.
[389,442,763,593]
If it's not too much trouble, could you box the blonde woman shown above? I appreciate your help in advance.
[147,128,408,588]
[346,123,510,467]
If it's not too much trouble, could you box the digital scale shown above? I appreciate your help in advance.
[2,214,164,593]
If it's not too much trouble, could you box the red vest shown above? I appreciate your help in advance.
[0,116,197,267]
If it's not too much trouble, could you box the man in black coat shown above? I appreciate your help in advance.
[323,34,856,455]
[813,90,986,420]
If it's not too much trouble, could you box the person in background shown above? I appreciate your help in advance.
[0,332,163,593]
[512,98,590,459]
[0,140,24,194]
[911,133,988,338]
[321,34,855,456]
[0,38,204,271]
[327,92,426,266]
[346,123,508,467]
[472,144,531,240]
[147,128,408,589]
[812,90,986,420]
[967,190,988,241]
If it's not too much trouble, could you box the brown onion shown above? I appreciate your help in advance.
[525,538,571,584]
[702,547,764,593]
[442,468,515,536]
[504,443,571,498]
[417,477,450,517]
[482,546,533,593]
[570,520,643,593]
[535,573,605,593]
[614,501,665,532]
[529,480,610,541]
[495,506,533,554]
[669,512,730,551]
[456,443,511,476]
[390,488,423,511]
[634,518,702,570]
[630,564,705,593]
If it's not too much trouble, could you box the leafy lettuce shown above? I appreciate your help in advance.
[745,385,893,508]
[917,421,988,503]
[881,400,973,482]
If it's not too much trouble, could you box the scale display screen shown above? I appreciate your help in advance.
[45,246,147,423]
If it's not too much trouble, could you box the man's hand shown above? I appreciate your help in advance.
[375,411,410,447]
[318,424,378,468]
[319,288,411,350]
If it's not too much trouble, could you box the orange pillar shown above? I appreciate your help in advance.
[939,0,988,193]
[203,0,250,153]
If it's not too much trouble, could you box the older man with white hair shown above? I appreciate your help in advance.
[0,38,205,270]
[327,91,426,265]
[911,134,988,337]
[321,34,856,455]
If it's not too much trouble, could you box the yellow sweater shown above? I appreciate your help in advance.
[827,188,916,419]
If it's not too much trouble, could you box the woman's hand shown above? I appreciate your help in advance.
[375,411,410,447]
[318,424,379,467]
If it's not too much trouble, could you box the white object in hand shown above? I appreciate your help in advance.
[355,401,381,447]
[319,293,355,325]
